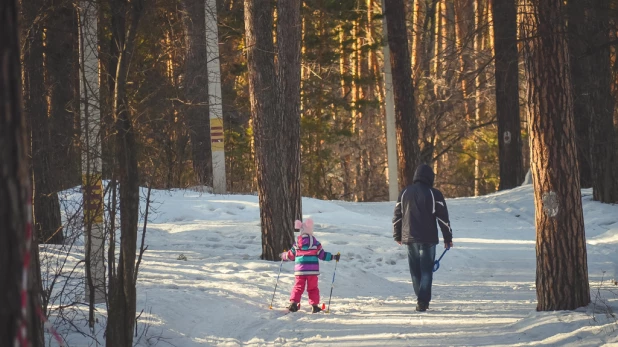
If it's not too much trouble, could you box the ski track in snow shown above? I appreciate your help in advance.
[50,186,618,346]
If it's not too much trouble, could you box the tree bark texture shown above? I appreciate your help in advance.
[23,0,65,245]
[277,0,302,220]
[106,0,144,346]
[568,0,617,203]
[244,0,296,260]
[1,1,43,344]
[384,0,420,188]
[182,0,213,186]
[454,0,476,119]
[491,0,524,190]
[47,0,80,189]
[521,0,590,311]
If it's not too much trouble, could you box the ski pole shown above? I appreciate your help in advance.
[433,247,450,272]
[269,250,285,310]
[325,252,340,313]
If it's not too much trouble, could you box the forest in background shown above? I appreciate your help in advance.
[3,0,618,345]
[23,0,617,204]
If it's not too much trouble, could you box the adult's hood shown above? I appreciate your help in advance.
[413,164,435,187]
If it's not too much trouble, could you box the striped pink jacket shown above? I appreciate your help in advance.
[282,234,333,276]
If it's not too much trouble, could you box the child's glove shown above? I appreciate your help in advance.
[280,252,286,260]
[334,253,340,261]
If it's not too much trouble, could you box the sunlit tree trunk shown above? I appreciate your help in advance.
[380,0,400,201]
[473,0,485,196]
[384,0,420,187]
[244,0,297,260]
[521,0,590,311]
[205,0,228,194]
[277,0,302,219]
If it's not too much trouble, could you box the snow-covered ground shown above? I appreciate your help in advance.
[51,185,618,346]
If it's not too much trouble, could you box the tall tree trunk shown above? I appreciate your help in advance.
[1,1,43,344]
[454,0,476,122]
[277,0,302,220]
[244,0,295,260]
[492,0,524,190]
[473,0,485,196]
[521,0,590,311]
[78,0,106,314]
[569,0,617,203]
[182,0,213,186]
[380,0,400,201]
[205,0,228,194]
[384,0,420,188]
[568,0,593,189]
[47,0,80,190]
[106,1,144,345]
[23,0,65,245]
[417,0,438,164]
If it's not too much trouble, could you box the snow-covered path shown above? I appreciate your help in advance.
[58,186,618,346]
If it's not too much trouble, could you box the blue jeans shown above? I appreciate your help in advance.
[407,243,436,304]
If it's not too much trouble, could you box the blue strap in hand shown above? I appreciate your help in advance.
[433,247,450,272]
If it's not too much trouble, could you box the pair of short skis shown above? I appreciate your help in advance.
[268,252,340,313]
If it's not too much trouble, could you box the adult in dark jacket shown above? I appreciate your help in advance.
[393,164,453,312]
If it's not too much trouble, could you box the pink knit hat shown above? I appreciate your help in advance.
[294,218,314,235]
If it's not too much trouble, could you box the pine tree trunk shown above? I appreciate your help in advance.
[277,0,302,220]
[23,0,65,245]
[384,0,420,188]
[568,0,593,189]
[492,0,524,190]
[568,0,617,203]
[47,0,80,190]
[417,0,438,165]
[521,0,590,311]
[106,1,144,345]
[182,0,213,186]
[244,0,295,260]
[454,0,475,122]
[1,1,43,344]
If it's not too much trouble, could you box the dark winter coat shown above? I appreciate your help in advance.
[393,164,453,245]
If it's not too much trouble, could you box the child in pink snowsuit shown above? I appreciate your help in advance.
[281,218,340,313]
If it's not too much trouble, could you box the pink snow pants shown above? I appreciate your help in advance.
[290,275,320,305]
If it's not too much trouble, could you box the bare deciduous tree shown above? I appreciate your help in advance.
[106,0,145,345]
